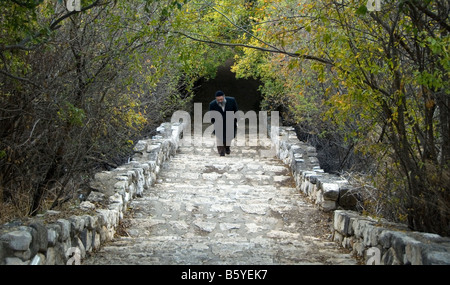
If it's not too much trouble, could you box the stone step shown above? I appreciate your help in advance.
[83,138,357,265]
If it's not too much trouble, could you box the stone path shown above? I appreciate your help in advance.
[83,132,357,265]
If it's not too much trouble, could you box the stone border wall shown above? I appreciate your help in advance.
[333,210,450,265]
[2,121,449,265]
[270,126,357,212]
[270,125,450,265]
[0,122,186,265]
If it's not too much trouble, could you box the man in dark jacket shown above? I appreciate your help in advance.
[209,90,239,156]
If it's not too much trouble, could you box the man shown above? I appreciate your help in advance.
[209,90,239,156]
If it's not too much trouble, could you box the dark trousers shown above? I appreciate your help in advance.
[217,146,231,155]
[216,138,231,155]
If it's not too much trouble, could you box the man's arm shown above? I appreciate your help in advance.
[209,102,216,124]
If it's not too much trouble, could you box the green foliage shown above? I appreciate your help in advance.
[0,0,233,217]
[58,103,86,127]
[228,0,450,235]
[2,0,448,236]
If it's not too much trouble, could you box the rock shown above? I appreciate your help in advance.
[30,222,48,253]
[307,174,323,185]
[87,191,106,203]
[69,215,85,234]
[13,248,32,261]
[342,236,353,248]
[133,140,147,153]
[390,231,421,264]
[97,209,118,229]
[108,202,123,213]
[240,204,268,215]
[56,219,71,242]
[90,171,117,196]
[71,238,86,259]
[113,180,128,196]
[424,250,450,265]
[45,247,56,265]
[80,201,96,211]
[210,204,234,213]
[109,193,123,205]
[30,253,46,265]
[352,218,376,238]
[321,183,340,201]
[0,242,6,265]
[333,210,355,236]
[409,231,450,244]
[405,242,425,265]
[80,229,93,252]
[54,242,68,265]
[309,157,320,164]
[194,221,216,233]
[381,247,402,265]
[220,223,241,231]
[267,230,300,239]
[353,241,365,257]
[45,210,61,216]
[47,227,58,247]
[5,257,28,265]
[133,167,145,197]
[321,200,337,211]
[1,230,32,251]
[83,215,98,231]
[306,146,316,154]
[333,231,344,244]
[92,230,101,250]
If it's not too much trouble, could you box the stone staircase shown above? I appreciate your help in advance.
[83,130,357,265]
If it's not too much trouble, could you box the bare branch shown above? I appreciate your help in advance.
[18,119,41,148]
[1,0,108,52]
[407,0,450,32]
[0,69,41,88]
[175,31,334,65]
[209,5,284,55]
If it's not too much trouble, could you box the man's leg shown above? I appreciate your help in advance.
[216,137,225,156]
[225,139,232,155]
[217,146,225,156]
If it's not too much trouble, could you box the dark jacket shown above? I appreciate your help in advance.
[209,96,239,143]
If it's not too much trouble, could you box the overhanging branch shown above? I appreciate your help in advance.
[0,69,41,88]
[1,0,108,52]
[175,31,334,65]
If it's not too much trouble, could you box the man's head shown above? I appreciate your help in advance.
[215,90,225,103]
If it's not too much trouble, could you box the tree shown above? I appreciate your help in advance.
[0,0,231,218]
[176,0,450,235]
